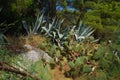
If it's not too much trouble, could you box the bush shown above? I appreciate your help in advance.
[83,2,120,39]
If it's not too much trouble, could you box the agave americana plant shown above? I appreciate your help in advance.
[42,18,69,45]
[72,21,95,42]
[0,33,9,46]
[22,14,45,35]
[42,18,64,36]
[0,7,9,46]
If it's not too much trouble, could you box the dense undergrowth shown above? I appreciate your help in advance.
[0,17,120,80]
[0,34,120,80]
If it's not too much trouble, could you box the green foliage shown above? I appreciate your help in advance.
[0,71,23,80]
[11,0,33,14]
[92,45,106,60]
[0,48,11,62]
[30,61,51,80]
[73,0,84,9]
[42,17,69,47]
[0,34,9,46]
[59,0,67,8]
[83,11,104,36]
[0,0,120,80]
[85,1,96,9]
[62,40,120,79]
[92,44,120,78]
[0,36,120,80]
[0,51,52,80]
[41,17,95,47]
[83,1,120,39]
[116,37,120,44]
[83,64,92,73]
[72,21,95,43]
[22,13,44,35]
[68,56,90,77]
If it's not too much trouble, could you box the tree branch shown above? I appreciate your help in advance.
[0,62,40,80]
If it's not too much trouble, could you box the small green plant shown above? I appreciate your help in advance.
[71,21,95,43]
[0,48,11,62]
[92,44,120,79]
[40,18,69,48]
[0,34,9,47]
[22,13,45,35]
[68,56,89,77]
[29,61,51,80]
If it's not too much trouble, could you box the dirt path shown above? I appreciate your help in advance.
[50,65,72,80]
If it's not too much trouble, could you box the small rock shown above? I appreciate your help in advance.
[22,44,52,63]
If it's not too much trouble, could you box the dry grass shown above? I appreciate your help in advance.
[50,65,72,80]
[6,34,46,53]
[20,34,46,48]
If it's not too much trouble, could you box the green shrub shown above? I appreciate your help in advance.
[83,2,120,39]
[85,1,96,9]
[0,48,12,62]
[11,0,33,14]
